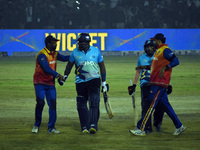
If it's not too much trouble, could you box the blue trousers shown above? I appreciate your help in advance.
[141,84,164,131]
[34,84,57,129]
[76,78,101,131]
[138,85,182,131]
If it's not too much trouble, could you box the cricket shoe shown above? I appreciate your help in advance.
[129,128,146,136]
[89,127,97,134]
[173,125,187,136]
[32,126,39,133]
[48,128,61,134]
[82,129,89,134]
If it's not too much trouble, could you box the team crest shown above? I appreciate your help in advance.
[157,50,160,55]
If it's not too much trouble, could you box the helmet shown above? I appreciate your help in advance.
[77,33,91,43]
[77,33,91,51]
[144,40,156,57]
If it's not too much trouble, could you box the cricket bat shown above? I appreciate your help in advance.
[130,79,137,126]
[103,91,114,119]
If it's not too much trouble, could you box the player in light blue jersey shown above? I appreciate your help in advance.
[64,33,108,134]
[128,40,164,133]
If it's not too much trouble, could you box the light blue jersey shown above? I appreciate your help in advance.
[69,46,103,83]
[137,53,153,87]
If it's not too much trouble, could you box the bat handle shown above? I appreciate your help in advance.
[130,79,133,86]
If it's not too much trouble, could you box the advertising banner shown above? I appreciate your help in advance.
[0,29,199,56]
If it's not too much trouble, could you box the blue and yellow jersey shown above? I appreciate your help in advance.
[69,46,103,83]
[137,53,153,87]
[33,47,58,85]
[150,44,172,88]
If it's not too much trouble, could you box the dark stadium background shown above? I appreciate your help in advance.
[1,0,199,29]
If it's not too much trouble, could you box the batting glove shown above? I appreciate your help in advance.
[58,75,68,86]
[101,81,109,93]
[128,84,136,95]
[63,75,68,81]
[58,78,64,86]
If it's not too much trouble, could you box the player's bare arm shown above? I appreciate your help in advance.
[133,69,141,85]
[98,61,106,76]
[128,69,140,95]
[64,61,75,76]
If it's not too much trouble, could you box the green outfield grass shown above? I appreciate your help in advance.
[0,55,200,150]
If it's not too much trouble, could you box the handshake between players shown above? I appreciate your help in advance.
[57,74,68,86]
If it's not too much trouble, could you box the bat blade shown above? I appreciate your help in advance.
[130,79,135,108]
[103,91,114,119]
[131,94,135,108]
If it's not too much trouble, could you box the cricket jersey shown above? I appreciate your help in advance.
[69,46,103,83]
[33,47,69,85]
[137,53,153,87]
[150,44,174,88]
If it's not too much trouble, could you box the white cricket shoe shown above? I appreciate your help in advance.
[129,128,146,136]
[173,125,187,136]
[48,128,61,134]
[32,126,39,133]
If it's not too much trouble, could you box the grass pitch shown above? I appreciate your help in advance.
[0,55,200,150]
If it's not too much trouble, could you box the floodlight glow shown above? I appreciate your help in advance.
[76,1,80,4]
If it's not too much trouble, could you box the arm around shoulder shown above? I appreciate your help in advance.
[57,52,70,62]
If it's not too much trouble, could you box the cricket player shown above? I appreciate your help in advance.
[64,33,108,134]
[32,35,69,134]
[128,39,164,133]
[129,33,186,136]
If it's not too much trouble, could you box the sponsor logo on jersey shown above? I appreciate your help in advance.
[169,52,174,57]
[84,61,95,66]
[49,61,56,64]
[153,57,158,61]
